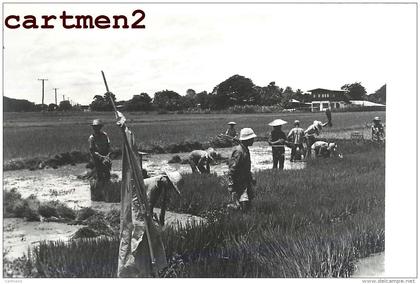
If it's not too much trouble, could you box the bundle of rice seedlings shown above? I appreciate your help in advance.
[38,202,59,218]
[71,227,100,239]
[76,207,96,221]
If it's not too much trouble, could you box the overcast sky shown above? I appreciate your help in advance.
[3,3,415,105]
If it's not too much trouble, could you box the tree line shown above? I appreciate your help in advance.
[90,75,385,111]
[4,74,386,112]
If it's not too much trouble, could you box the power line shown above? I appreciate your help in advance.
[52,88,59,105]
[37,78,48,106]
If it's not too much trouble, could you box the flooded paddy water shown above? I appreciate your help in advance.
[3,142,303,260]
[3,140,383,277]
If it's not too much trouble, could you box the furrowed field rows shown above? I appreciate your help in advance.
[3,111,385,160]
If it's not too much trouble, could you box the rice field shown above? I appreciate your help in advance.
[3,111,385,160]
[14,140,385,278]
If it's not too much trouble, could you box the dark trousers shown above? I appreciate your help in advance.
[291,143,304,161]
[189,159,209,174]
[272,147,285,170]
[93,158,111,182]
[305,136,316,159]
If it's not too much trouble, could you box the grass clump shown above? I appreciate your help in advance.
[3,190,77,221]
[19,141,384,278]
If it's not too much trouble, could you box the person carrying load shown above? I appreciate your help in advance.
[227,128,257,212]
[268,119,288,169]
[188,147,218,174]
[287,120,305,162]
[88,119,112,182]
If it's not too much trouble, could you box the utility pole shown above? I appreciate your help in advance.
[62,95,65,101]
[52,88,59,105]
[37,78,48,106]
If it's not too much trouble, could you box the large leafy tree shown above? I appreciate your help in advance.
[153,90,183,111]
[124,93,153,111]
[341,82,367,100]
[368,84,386,104]
[90,93,117,111]
[211,74,258,109]
[257,81,283,106]
[58,100,72,111]
[280,86,295,108]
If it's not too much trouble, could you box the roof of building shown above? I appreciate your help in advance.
[350,100,386,107]
[307,88,346,93]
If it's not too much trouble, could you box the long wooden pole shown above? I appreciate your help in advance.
[101,71,157,277]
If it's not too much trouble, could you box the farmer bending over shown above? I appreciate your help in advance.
[188,148,218,174]
[143,171,183,226]
[88,119,111,182]
[311,141,338,158]
[227,128,257,212]
[304,120,328,159]
[268,119,288,169]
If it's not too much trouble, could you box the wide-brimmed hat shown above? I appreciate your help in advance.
[227,122,237,125]
[373,117,381,121]
[165,171,183,196]
[92,119,103,127]
[268,119,287,127]
[239,128,257,141]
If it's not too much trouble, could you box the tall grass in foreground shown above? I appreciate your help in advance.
[20,141,384,277]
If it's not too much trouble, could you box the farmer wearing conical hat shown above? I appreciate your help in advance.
[287,120,305,162]
[304,120,328,159]
[188,147,218,174]
[227,128,257,212]
[88,119,112,182]
[371,117,385,142]
[225,121,237,138]
[268,119,288,169]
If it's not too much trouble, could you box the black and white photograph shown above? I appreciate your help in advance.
[1,1,418,280]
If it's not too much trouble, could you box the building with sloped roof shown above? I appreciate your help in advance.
[307,88,349,112]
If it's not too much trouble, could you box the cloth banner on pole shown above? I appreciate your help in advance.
[117,126,167,277]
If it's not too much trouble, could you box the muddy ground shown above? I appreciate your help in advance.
[3,142,302,260]
[3,140,384,276]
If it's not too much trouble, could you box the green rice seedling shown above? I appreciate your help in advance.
[4,111,384,161]
[24,141,384,278]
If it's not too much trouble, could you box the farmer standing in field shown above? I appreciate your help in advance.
[268,119,288,169]
[304,120,328,159]
[188,148,218,174]
[287,120,305,162]
[227,128,257,212]
[225,121,237,138]
[89,119,112,182]
[371,117,385,142]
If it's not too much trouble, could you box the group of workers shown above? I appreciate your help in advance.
[88,114,385,214]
